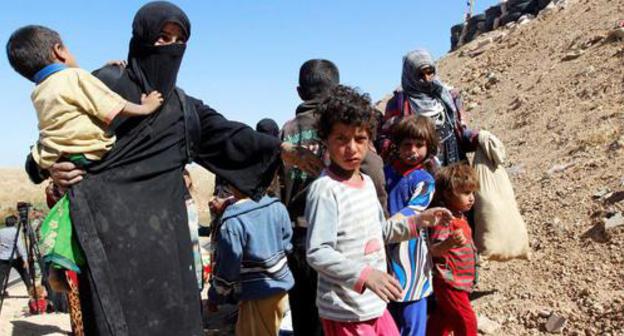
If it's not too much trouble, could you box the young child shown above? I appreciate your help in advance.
[6,25,163,289]
[6,25,163,170]
[305,85,451,336]
[210,183,294,336]
[281,59,388,336]
[384,116,439,336]
[427,163,479,336]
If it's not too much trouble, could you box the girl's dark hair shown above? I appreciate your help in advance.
[315,85,377,140]
[6,25,63,80]
[391,115,439,157]
[433,163,479,206]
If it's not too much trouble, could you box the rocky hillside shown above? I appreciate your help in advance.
[434,0,624,334]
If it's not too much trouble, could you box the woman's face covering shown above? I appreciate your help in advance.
[154,22,186,46]
[127,1,191,96]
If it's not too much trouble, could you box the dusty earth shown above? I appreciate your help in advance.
[432,0,624,334]
[2,0,624,334]
[0,282,71,336]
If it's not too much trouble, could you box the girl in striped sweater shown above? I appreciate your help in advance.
[305,85,452,336]
[428,163,479,336]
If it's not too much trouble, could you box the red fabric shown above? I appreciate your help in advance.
[66,270,79,286]
[429,216,476,291]
[321,309,400,336]
[28,298,48,314]
[427,277,477,336]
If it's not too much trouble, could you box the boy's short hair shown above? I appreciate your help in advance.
[435,163,479,199]
[6,25,63,80]
[316,85,377,140]
[391,115,439,157]
[298,59,340,101]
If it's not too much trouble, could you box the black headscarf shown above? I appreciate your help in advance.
[255,118,280,138]
[127,1,191,98]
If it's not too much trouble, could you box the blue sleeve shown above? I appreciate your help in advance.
[280,206,293,254]
[396,171,435,217]
[212,218,243,300]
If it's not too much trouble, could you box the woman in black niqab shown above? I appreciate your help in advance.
[127,1,189,98]
[55,2,289,335]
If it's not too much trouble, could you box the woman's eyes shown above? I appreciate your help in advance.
[156,34,185,44]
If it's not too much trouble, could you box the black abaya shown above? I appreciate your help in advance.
[68,75,280,336]
[40,2,282,335]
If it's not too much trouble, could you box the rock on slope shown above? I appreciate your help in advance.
[435,0,624,334]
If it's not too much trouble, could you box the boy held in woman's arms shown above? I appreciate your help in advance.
[7,25,163,170]
[304,85,452,336]
[6,25,163,292]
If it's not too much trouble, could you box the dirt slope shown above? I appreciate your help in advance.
[434,0,624,334]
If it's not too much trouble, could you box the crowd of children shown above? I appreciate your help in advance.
[6,19,482,336]
[205,59,482,336]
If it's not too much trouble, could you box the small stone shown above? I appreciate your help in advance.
[605,212,624,230]
[478,315,501,334]
[592,188,610,199]
[538,309,552,318]
[545,314,567,333]
[518,14,535,25]
[541,2,558,15]
[605,191,624,204]
[607,27,624,42]
[546,162,574,176]
[562,50,583,61]
[485,72,499,87]
[509,96,525,110]
[553,0,569,7]
[583,35,604,49]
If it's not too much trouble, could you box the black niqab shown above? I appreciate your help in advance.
[128,1,190,97]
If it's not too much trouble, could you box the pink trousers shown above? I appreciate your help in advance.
[321,309,400,336]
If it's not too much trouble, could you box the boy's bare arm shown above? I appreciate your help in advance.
[383,207,453,244]
[430,230,466,257]
[121,91,163,116]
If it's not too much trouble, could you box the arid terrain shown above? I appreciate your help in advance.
[435,0,624,334]
[1,0,624,334]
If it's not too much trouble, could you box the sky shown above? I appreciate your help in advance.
[0,0,499,167]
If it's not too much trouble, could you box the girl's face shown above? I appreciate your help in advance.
[445,187,475,213]
[325,122,370,172]
[398,138,428,166]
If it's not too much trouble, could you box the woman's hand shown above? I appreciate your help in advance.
[280,142,324,177]
[49,162,85,188]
